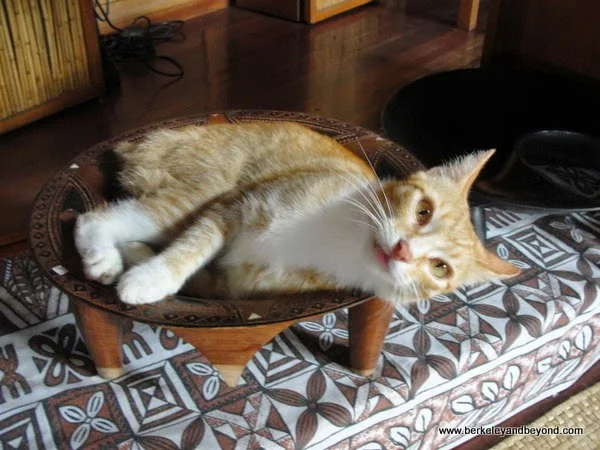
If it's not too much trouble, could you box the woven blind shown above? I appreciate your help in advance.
[0,0,91,120]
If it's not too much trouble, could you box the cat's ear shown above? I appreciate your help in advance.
[469,244,522,283]
[428,149,495,197]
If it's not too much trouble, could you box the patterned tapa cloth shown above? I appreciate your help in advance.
[1,208,599,450]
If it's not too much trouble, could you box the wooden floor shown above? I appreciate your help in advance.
[0,0,487,247]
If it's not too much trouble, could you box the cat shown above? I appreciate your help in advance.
[74,122,520,305]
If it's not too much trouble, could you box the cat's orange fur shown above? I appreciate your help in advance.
[74,122,520,305]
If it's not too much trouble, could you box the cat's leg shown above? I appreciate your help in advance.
[119,241,156,266]
[74,198,173,285]
[226,265,339,298]
[117,210,228,304]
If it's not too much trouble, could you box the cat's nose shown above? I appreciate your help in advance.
[391,240,412,262]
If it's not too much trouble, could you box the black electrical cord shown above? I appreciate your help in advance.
[94,0,121,32]
[94,0,185,78]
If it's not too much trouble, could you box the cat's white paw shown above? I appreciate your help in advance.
[118,242,155,267]
[83,246,124,285]
[75,214,124,285]
[117,258,180,305]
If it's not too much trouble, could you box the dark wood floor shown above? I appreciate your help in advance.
[0,0,487,246]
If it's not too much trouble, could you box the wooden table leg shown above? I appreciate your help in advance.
[349,297,394,377]
[458,0,480,31]
[72,299,124,379]
[167,320,294,387]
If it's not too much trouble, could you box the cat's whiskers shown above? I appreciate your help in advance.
[351,173,389,224]
[333,164,389,221]
[349,218,378,232]
[401,271,420,303]
[408,280,420,303]
[410,282,425,328]
[336,170,393,244]
[390,267,422,309]
[343,197,384,229]
[334,175,387,229]
[355,138,393,217]
[344,188,386,227]
[333,168,388,225]
[353,174,388,226]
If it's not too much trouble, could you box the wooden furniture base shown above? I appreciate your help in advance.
[482,0,600,80]
[29,111,423,391]
[349,296,395,376]
[237,0,480,28]
[236,0,375,23]
[458,0,480,31]
[73,300,125,380]
[73,296,394,386]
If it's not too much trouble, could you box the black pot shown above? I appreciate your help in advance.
[381,68,600,211]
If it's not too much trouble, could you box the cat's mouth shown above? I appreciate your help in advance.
[373,241,390,272]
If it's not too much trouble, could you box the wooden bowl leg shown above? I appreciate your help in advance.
[72,299,124,379]
[349,297,394,377]
[167,321,294,387]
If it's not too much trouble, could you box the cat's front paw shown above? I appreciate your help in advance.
[117,258,181,305]
[82,246,124,285]
[75,213,123,285]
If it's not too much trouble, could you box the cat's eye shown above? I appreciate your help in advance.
[430,259,451,279]
[416,199,433,226]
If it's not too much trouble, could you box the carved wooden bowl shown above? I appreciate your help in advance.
[30,110,423,328]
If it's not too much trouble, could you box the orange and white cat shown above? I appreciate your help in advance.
[74,122,520,305]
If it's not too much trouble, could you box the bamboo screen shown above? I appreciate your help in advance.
[0,0,91,121]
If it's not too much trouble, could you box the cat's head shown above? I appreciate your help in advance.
[365,149,520,303]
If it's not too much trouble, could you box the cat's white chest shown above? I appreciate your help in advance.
[222,202,371,280]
